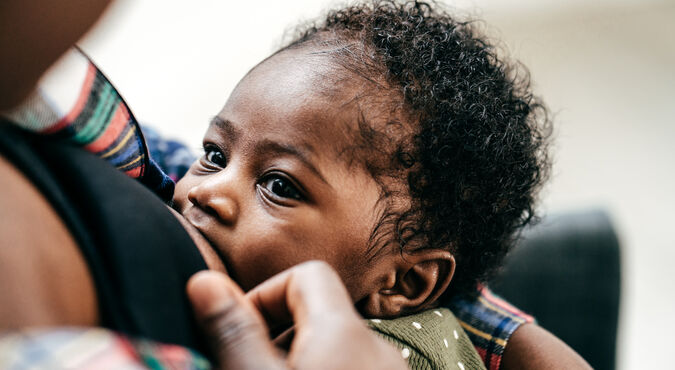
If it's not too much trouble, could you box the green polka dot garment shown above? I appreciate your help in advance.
[368,308,486,370]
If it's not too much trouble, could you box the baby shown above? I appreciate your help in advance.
[172,0,550,320]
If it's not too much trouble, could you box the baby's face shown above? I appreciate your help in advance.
[173,50,388,300]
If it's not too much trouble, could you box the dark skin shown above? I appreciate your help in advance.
[0,0,114,110]
[0,155,98,328]
[188,261,408,370]
[173,49,455,318]
[0,1,590,368]
[503,324,590,369]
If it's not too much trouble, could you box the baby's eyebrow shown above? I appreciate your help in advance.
[209,116,239,141]
[254,139,331,188]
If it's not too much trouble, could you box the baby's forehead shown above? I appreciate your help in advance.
[239,49,347,102]
[223,47,415,174]
[223,83,351,158]
[226,57,356,142]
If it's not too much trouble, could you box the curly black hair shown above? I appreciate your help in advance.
[280,0,551,301]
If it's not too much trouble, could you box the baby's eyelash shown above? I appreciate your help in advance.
[202,143,221,153]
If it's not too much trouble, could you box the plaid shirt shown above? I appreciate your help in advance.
[2,47,533,369]
[448,286,534,370]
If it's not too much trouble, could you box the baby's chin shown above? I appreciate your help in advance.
[166,205,228,273]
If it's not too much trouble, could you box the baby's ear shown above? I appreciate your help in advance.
[360,249,455,318]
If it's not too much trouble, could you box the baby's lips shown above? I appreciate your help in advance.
[169,206,228,273]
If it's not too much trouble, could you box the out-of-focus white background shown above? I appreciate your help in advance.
[79,1,674,368]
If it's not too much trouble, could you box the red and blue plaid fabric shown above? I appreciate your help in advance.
[448,285,535,370]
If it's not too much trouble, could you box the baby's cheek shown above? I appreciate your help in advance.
[229,235,332,291]
[172,175,195,209]
[172,181,185,203]
[227,241,298,291]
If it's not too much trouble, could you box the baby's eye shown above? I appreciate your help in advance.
[204,146,226,167]
[261,176,303,201]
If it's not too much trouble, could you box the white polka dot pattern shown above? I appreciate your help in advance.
[364,308,482,369]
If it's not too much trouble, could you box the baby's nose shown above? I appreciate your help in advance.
[187,180,240,225]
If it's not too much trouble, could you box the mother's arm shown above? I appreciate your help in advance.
[0,0,112,110]
[0,154,98,329]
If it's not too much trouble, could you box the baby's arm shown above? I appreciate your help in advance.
[448,286,590,369]
[502,324,591,369]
